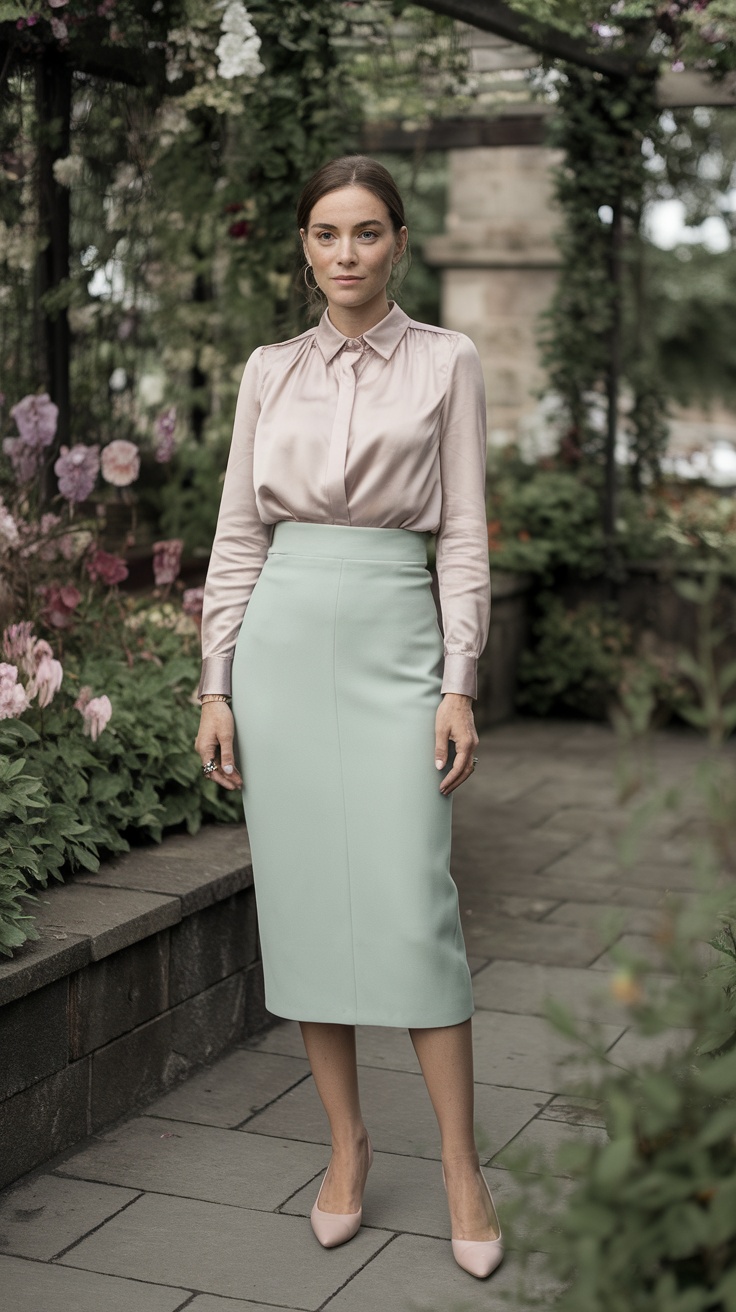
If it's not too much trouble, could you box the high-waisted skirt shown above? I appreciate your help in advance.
[230,520,473,1028]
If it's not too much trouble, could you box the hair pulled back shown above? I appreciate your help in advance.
[296,155,410,315]
[297,154,406,234]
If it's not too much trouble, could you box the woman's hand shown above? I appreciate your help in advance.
[435,692,478,796]
[195,702,243,792]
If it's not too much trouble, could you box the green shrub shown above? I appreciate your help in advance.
[0,609,241,957]
[517,595,632,719]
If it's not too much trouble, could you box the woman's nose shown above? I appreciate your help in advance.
[336,240,357,265]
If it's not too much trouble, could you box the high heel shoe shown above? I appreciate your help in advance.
[442,1164,504,1279]
[310,1138,373,1249]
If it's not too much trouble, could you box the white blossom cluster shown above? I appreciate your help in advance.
[215,1,264,81]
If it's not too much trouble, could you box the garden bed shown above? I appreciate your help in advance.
[0,824,271,1191]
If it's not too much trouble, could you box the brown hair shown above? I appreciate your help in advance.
[297,154,406,234]
[296,155,410,315]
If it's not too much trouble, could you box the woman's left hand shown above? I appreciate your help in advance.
[434,692,479,796]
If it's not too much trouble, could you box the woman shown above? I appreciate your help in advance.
[194,156,500,1280]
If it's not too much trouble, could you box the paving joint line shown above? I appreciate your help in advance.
[47,1188,146,1261]
[317,1230,399,1309]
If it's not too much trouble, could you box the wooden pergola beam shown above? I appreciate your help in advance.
[418,0,635,77]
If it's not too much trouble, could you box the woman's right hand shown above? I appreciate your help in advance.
[195,702,243,791]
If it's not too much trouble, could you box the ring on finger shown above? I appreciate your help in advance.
[202,758,217,777]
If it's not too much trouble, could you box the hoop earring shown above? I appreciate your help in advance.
[304,264,319,292]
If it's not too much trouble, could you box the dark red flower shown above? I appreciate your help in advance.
[86,547,129,587]
[228,220,252,240]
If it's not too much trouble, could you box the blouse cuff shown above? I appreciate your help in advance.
[441,653,478,700]
[197,656,233,702]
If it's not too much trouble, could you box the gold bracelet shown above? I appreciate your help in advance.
[201,694,231,704]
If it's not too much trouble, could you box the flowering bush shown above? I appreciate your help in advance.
[0,388,240,956]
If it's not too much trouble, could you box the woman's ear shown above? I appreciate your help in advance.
[299,228,309,264]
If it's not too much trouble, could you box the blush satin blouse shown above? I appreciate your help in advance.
[197,300,491,701]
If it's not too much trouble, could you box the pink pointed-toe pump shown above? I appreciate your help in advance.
[442,1164,504,1279]
[310,1138,374,1249]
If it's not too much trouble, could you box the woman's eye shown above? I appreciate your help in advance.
[359,231,378,240]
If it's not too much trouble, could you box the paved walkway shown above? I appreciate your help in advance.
[0,719,713,1312]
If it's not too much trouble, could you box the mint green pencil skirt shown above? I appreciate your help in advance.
[230,520,473,1028]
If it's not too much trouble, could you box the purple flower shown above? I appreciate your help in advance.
[182,586,204,620]
[3,436,43,483]
[54,443,100,502]
[153,539,183,587]
[10,392,58,449]
[154,406,177,463]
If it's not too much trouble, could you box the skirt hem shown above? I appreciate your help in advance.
[264,1001,476,1029]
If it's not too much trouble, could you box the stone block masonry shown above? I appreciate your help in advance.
[0,824,272,1190]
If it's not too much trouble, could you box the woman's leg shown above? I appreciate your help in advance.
[299,1021,372,1214]
[410,1019,499,1241]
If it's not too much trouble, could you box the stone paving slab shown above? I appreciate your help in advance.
[245,1065,548,1163]
[539,1094,606,1128]
[56,1118,327,1211]
[492,1117,608,1176]
[0,1253,187,1312]
[187,1300,306,1312]
[0,1174,139,1261]
[469,1010,625,1093]
[248,1020,424,1075]
[58,1191,389,1309]
[460,913,604,966]
[283,1153,534,1245]
[544,901,666,934]
[322,1236,562,1311]
[147,1049,311,1128]
[473,960,623,1021]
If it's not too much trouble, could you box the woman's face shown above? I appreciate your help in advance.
[301,185,408,315]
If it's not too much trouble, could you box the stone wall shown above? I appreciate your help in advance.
[0,825,269,1191]
[424,144,562,448]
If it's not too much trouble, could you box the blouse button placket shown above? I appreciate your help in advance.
[325,342,363,525]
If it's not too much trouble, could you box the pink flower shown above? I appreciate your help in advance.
[10,392,58,449]
[81,694,112,740]
[27,652,63,708]
[38,583,82,629]
[154,406,177,463]
[86,547,129,586]
[2,622,35,667]
[152,538,183,587]
[50,16,68,38]
[49,0,69,7]
[54,443,100,502]
[101,439,140,487]
[182,586,204,620]
[0,663,30,719]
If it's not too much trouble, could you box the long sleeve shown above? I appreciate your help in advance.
[435,334,491,699]
[197,348,273,700]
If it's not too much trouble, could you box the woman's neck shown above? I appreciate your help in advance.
[326,292,392,339]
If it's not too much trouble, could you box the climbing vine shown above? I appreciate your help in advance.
[537,61,668,551]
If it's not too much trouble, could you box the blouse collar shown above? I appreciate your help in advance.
[315,300,411,363]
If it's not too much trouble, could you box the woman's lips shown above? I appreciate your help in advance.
[333,276,363,282]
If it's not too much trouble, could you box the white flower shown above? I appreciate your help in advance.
[52,155,83,188]
[215,4,264,80]
[0,498,19,550]
[215,31,264,79]
[221,1,257,37]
